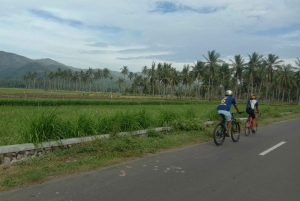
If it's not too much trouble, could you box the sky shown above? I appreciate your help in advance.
[0,0,300,72]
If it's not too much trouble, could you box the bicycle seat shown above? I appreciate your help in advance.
[219,114,226,120]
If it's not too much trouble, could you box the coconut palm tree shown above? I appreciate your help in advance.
[169,68,182,98]
[182,64,190,97]
[148,61,157,97]
[86,68,94,91]
[276,64,295,102]
[94,69,103,92]
[294,58,300,104]
[115,77,125,93]
[192,61,205,99]
[219,62,231,96]
[229,55,246,99]
[248,52,263,94]
[158,62,172,98]
[109,76,114,92]
[121,66,129,92]
[103,68,110,92]
[263,54,283,101]
[142,65,148,76]
[203,50,222,99]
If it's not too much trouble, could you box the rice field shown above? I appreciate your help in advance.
[0,99,299,146]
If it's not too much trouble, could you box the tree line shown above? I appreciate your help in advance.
[2,50,300,103]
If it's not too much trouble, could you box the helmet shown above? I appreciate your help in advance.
[225,90,233,96]
[250,94,256,99]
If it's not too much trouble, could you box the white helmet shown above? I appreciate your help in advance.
[225,90,233,96]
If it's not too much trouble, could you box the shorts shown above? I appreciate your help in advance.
[217,110,231,122]
[246,108,256,119]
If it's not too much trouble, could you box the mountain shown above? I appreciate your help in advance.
[0,51,32,71]
[0,50,124,79]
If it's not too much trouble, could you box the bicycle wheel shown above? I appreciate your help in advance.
[213,123,225,146]
[231,121,240,142]
[245,120,250,136]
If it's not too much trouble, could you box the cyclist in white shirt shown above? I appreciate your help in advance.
[246,94,261,133]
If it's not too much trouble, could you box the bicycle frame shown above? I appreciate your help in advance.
[220,112,238,133]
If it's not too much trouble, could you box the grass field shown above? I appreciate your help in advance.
[0,88,299,192]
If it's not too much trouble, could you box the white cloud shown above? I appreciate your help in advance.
[0,0,299,72]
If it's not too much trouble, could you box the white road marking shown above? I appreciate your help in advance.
[259,142,286,156]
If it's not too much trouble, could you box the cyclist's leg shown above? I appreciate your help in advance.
[227,120,232,131]
[252,113,257,127]
[250,112,256,132]
[217,110,231,134]
[248,114,252,127]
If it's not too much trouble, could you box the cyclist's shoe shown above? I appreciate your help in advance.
[252,129,256,134]
[224,130,230,137]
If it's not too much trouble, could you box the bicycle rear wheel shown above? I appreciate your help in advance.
[245,120,250,136]
[213,123,225,146]
[231,121,240,142]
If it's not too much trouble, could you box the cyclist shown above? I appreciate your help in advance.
[217,90,241,137]
[246,94,261,133]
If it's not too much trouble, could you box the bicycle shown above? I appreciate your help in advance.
[213,112,243,146]
[245,113,261,136]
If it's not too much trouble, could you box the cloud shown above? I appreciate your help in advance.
[0,0,299,73]
[30,9,82,27]
[151,1,225,14]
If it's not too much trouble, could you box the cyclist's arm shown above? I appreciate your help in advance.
[233,104,241,113]
[255,105,261,114]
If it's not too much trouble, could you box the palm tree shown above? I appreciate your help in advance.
[169,68,182,98]
[192,61,206,99]
[219,62,231,96]
[159,62,172,98]
[94,69,103,92]
[86,68,94,91]
[276,64,295,102]
[203,50,222,99]
[148,61,157,97]
[115,77,125,93]
[103,68,110,92]
[43,72,48,90]
[294,58,300,104]
[248,52,263,94]
[229,55,246,99]
[182,64,190,97]
[142,65,148,76]
[121,66,129,92]
[263,54,283,101]
[109,76,114,92]
[72,71,79,91]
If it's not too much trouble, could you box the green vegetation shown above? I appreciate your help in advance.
[0,97,299,146]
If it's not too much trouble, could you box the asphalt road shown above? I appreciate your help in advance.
[1,118,300,201]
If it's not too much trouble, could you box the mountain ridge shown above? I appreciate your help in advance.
[0,50,124,79]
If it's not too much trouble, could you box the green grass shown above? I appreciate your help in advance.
[0,101,299,146]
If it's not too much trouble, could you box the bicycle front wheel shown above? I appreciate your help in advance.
[213,123,225,146]
[245,120,250,136]
[231,121,240,142]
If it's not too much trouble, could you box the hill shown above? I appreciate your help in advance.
[0,50,125,79]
